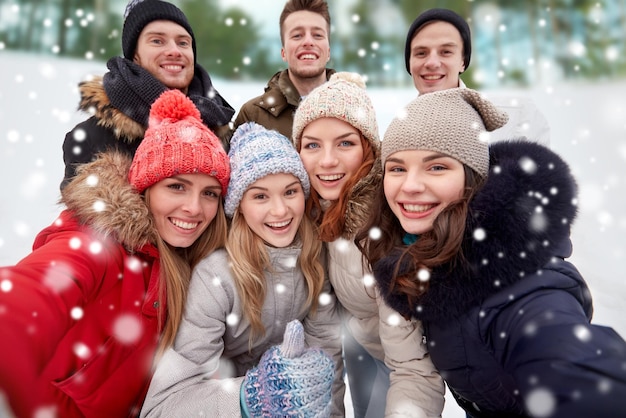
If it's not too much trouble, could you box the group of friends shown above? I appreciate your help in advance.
[1,0,626,417]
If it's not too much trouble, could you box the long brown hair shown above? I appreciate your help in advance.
[305,136,375,242]
[226,208,324,349]
[146,193,229,357]
[355,165,483,311]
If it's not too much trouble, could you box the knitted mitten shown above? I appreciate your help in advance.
[243,320,334,417]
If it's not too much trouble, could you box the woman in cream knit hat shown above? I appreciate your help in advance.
[294,72,444,418]
[356,88,626,417]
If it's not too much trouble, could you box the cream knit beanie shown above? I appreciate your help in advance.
[382,88,508,178]
[292,72,379,151]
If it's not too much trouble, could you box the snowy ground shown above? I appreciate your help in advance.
[1,52,625,417]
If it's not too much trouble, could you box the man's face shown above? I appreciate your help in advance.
[134,20,195,93]
[280,10,330,80]
[408,21,466,94]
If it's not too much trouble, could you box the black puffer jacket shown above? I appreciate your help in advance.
[61,58,234,189]
[374,140,626,417]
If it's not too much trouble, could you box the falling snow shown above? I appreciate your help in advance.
[1,51,625,418]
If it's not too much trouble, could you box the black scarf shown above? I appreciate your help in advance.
[103,56,234,130]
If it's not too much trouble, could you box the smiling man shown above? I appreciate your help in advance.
[60,0,234,190]
[405,8,551,145]
[232,0,335,142]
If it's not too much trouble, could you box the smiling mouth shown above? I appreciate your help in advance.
[402,203,436,213]
[162,64,183,71]
[299,53,318,60]
[318,174,344,181]
[171,218,199,230]
[422,75,444,80]
[266,219,292,229]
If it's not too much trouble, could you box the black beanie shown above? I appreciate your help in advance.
[122,0,197,61]
[404,8,471,74]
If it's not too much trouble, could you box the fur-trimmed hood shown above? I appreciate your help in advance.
[60,151,158,251]
[374,140,579,322]
[343,157,383,238]
[77,76,145,142]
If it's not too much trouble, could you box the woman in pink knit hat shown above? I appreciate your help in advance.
[0,89,229,418]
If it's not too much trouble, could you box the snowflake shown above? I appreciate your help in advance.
[113,314,143,344]
[525,387,556,417]
[473,228,487,241]
[369,227,381,240]
[226,313,239,326]
[519,156,538,174]
[573,324,592,342]
[70,306,84,320]
[386,313,401,327]
[318,291,332,306]
[334,238,349,253]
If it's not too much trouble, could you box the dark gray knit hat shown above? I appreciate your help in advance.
[382,88,508,178]
[405,8,471,74]
[122,0,196,61]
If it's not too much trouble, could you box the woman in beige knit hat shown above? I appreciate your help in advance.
[356,87,626,417]
[294,72,445,418]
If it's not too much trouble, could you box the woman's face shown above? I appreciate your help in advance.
[238,173,305,248]
[147,173,222,248]
[299,117,364,201]
[384,149,465,235]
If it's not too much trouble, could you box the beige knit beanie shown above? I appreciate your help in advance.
[382,88,508,178]
[292,72,379,152]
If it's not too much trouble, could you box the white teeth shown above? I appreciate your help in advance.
[163,65,182,70]
[423,75,442,80]
[171,219,198,230]
[403,203,434,213]
[318,174,343,181]
[300,54,317,60]
[267,220,291,228]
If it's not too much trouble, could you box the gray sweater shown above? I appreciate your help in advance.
[140,246,345,417]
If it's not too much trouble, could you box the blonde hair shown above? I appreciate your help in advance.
[146,192,229,357]
[226,209,324,349]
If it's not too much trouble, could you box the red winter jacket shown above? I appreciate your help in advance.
[0,153,165,418]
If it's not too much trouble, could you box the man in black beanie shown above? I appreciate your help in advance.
[60,0,235,190]
[404,8,551,145]
[404,8,471,94]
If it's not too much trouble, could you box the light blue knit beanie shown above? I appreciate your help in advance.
[225,122,310,218]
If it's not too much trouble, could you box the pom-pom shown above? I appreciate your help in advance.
[330,71,366,89]
[149,89,201,125]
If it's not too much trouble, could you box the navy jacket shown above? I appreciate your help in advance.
[374,141,626,417]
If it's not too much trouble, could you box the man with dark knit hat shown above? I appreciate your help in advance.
[405,8,550,145]
[60,0,235,190]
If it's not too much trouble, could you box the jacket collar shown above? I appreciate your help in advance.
[60,151,158,252]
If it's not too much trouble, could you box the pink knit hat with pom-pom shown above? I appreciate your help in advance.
[128,89,230,194]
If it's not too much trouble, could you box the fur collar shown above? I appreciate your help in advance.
[60,151,157,251]
[77,77,145,141]
[343,158,383,238]
[374,140,579,322]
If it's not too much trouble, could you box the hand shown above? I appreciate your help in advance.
[242,320,334,417]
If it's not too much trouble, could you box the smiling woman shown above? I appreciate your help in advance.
[0,89,231,418]
[139,122,345,417]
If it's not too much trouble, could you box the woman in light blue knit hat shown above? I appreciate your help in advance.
[140,122,344,418]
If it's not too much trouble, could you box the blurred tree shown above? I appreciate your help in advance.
[180,0,272,80]
[0,0,624,85]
